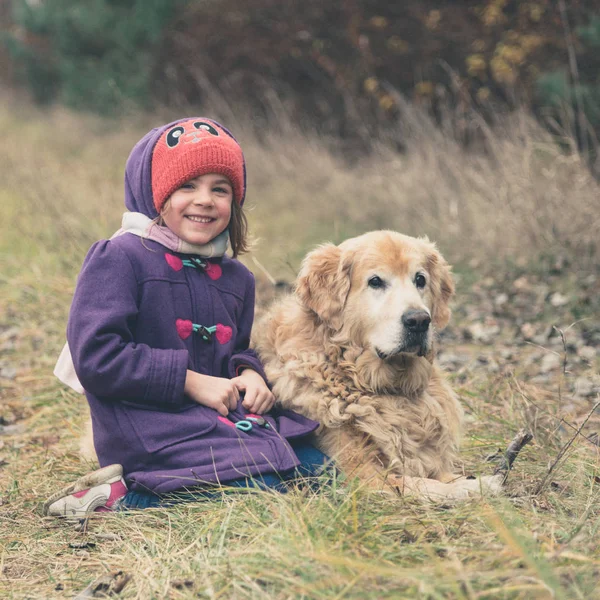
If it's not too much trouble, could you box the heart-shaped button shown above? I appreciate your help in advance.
[165,254,183,271]
[204,262,222,280]
[176,319,193,340]
[218,415,236,428]
[215,323,233,345]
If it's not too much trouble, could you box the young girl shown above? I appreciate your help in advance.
[45,118,325,517]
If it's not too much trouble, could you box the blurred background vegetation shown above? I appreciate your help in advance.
[1,0,600,161]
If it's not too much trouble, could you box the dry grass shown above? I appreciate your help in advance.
[1,91,599,279]
[1,93,599,599]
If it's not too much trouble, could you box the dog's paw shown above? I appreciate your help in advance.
[446,474,504,499]
[479,474,504,496]
[375,474,504,501]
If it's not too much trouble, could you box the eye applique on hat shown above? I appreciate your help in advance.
[165,120,221,149]
[151,118,246,213]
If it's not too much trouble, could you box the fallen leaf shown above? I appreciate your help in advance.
[73,571,131,599]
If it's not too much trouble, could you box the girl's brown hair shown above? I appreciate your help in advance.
[157,198,249,258]
[228,199,249,258]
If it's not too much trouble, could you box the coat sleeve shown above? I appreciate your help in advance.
[227,272,269,383]
[67,240,189,406]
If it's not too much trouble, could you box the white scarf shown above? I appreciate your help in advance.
[116,211,229,256]
[54,212,229,393]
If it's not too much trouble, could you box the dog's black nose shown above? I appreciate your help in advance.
[402,310,431,333]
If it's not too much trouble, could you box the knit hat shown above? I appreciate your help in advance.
[150,118,246,213]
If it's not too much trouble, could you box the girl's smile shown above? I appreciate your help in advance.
[161,173,233,245]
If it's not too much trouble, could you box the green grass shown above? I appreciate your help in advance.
[1,96,599,599]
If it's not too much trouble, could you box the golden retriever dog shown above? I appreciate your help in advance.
[254,230,502,500]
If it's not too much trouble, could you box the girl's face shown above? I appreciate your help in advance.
[161,173,233,245]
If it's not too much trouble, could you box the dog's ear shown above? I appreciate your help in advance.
[295,243,352,330]
[427,248,455,330]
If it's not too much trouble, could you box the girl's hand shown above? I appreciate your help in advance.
[184,370,239,416]
[232,369,275,415]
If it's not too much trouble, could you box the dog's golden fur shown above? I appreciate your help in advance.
[255,230,500,499]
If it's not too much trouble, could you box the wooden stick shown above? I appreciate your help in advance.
[493,429,534,483]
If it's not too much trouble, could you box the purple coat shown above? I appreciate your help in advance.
[67,119,318,494]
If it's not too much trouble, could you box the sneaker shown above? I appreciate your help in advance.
[43,464,128,518]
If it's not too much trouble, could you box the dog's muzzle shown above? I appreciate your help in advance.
[401,309,431,334]
[376,310,432,360]
[400,309,431,356]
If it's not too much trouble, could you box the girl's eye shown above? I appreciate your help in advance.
[166,126,185,148]
[368,276,385,289]
[213,186,229,194]
[194,121,219,136]
[415,273,427,289]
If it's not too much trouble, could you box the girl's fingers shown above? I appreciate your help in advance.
[254,392,274,415]
[242,387,257,408]
[230,387,240,409]
[231,376,246,391]
[253,400,266,415]
[252,393,266,414]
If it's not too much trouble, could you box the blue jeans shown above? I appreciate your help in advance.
[121,441,332,510]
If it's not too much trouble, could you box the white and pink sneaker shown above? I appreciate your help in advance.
[43,464,127,518]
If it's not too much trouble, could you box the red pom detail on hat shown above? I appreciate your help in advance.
[165,254,183,271]
[215,324,233,345]
[204,262,222,280]
[151,118,245,213]
[176,319,194,340]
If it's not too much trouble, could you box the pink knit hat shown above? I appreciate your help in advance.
[151,118,245,212]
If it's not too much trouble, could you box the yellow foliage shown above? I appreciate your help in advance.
[425,10,441,31]
[476,87,491,102]
[490,55,516,85]
[415,81,434,96]
[378,94,395,111]
[386,36,410,54]
[497,44,526,66]
[369,16,389,29]
[520,34,545,53]
[466,54,487,77]
[529,3,544,22]
[505,30,520,43]
[472,39,486,52]
[481,0,508,27]
[363,77,379,94]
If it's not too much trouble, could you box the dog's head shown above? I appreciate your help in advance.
[295,231,454,360]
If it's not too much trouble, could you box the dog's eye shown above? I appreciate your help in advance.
[368,276,385,289]
[415,273,427,289]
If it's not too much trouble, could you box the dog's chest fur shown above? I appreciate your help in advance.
[257,308,463,478]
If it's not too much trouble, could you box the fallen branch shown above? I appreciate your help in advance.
[491,429,534,484]
[534,399,600,496]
